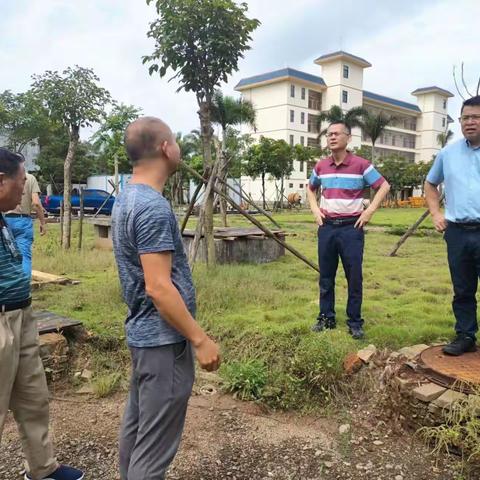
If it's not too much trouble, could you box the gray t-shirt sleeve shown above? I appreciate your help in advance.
[134,204,175,255]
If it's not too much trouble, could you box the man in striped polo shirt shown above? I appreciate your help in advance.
[307,122,390,339]
[0,148,83,480]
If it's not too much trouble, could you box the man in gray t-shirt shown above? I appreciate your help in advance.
[112,116,220,480]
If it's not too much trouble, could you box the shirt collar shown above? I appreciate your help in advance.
[329,151,352,167]
[466,139,480,150]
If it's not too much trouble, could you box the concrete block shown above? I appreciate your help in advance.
[432,389,467,409]
[412,383,446,402]
[398,344,429,360]
[357,344,377,364]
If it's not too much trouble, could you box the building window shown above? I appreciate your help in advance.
[300,136,304,146]
[290,110,294,122]
[343,65,349,79]
[301,88,306,100]
[300,161,304,172]
[443,99,447,109]
[289,183,294,189]
[299,183,304,188]
[342,90,348,103]
[290,84,295,98]
[301,112,305,124]
[442,117,446,127]
[289,135,294,146]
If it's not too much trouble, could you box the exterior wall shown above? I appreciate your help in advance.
[415,92,451,163]
[237,56,453,201]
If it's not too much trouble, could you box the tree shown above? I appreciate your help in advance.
[317,105,367,140]
[32,66,111,248]
[0,89,52,152]
[270,140,294,208]
[362,111,393,164]
[92,103,142,175]
[377,155,422,204]
[143,0,260,264]
[211,90,256,225]
[437,129,454,148]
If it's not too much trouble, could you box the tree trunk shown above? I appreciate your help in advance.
[219,133,228,227]
[197,98,215,265]
[262,173,266,210]
[280,176,284,209]
[62,125,79,249]
[371,142,376,164]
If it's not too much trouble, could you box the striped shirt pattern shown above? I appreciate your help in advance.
[0,215,30,304]
[309,153,385,218]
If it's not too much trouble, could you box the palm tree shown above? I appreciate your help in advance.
[437,129,454,148]
[316,105,367,139]
[361,111,393,164]
[211,90,256,226]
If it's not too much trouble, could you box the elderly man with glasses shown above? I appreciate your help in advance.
[307,121,390,339]
[0,148,83,480]
[426,95,480,356]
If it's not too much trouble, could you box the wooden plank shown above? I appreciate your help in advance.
[32,270,70,284]
[34,311,83,334]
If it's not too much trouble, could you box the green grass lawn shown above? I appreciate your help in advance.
[32,207,454,408]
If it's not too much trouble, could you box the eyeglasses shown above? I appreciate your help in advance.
[326,132,349,138]
[459,114,480,122]
[0,221,21,259]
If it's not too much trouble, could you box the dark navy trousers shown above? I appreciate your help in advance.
[444,223,480,340]
[317,223,364,328]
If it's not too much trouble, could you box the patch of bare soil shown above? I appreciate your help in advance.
[0,371,464,479]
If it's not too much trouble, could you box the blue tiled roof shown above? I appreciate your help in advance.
[363,90,421,112]
[315,50,371,67]
[235,68,326,90]
[411,86,454,97]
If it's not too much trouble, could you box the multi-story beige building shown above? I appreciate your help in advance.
[235,51,453,202]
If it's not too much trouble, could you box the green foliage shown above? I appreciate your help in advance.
[92,372,123,398]
[353,145,373,161]
[437,129,454,148]
[0,89,52,152]
[92,103,142,174]
[419,390,480,469]
[211,90,256,131]
[143,0,260,100]
[317,105,367,138]
[362,111,393,162]
[223,127,253,178]
[377,155,433,199]
[32,66,112,131]
[222,359,268,401]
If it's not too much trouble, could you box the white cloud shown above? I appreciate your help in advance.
[1,0,479,141]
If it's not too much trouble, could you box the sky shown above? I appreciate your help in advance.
[1,0,479,140]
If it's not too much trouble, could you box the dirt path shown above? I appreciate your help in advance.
[0,373,461,480]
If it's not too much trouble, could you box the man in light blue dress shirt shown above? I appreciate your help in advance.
[426,95,480,356]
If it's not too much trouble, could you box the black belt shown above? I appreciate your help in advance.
[324,216,359,226]
[1,297,32,313]
[449,221,480,230]
[5,213,31,218]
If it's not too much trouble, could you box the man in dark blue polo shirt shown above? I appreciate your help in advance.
[426,95,480,356]
[0,148,83,480]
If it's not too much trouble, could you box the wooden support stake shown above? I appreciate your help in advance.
[59,201,64,245]
[181,162,320,274]
[181,176,204,234]
[78,188,84,250]
[388,194,444,257]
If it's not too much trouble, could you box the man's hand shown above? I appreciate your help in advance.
[193,335,221,372]
[354,208,373,229]
[314,209,325,226]
[39,223,47,236]
[432,212,447,232]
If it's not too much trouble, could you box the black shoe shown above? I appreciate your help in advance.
[349,326,365,340]
[311,314,336,332]
[442,334,477,356]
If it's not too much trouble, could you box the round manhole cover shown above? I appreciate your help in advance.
[420,346,480,393]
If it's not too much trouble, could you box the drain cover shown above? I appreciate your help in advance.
[419,346,480,393]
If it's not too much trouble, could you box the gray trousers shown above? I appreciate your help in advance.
[119,341,195,480]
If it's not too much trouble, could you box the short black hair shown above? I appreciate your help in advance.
[328,121,351,135]
[124,117,169,165]
[461,95,480,113]
[0,148,24,177]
